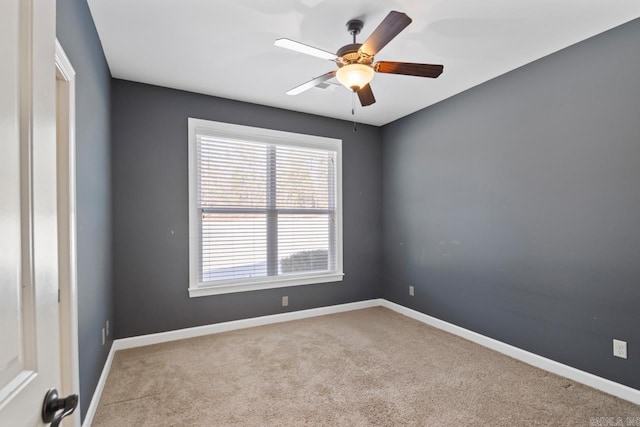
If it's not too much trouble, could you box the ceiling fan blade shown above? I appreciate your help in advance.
[286,71,336,95]
[357,84,376,106]
[374,61,444,78]
[359,11,412,57]
[274,38,337,61]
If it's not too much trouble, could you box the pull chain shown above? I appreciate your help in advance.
[352,91,357,133]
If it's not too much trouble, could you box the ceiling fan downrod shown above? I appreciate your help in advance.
[346,19,363,44]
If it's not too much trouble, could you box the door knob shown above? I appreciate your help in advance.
[42,388,78,427]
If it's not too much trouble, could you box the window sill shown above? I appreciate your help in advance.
[188,272,344,298]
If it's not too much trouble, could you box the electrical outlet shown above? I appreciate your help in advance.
[282,296,288,307]
[106,320,110,336]
[613,339,627,359]
[101,328,106,346]
[409,285,414,296]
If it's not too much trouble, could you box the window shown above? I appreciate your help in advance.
[188,118,343,297]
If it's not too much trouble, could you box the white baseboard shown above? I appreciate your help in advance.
[82,342,116,427]
[82,298,639,425]
[112,299,382,351]
[380,300,640,405]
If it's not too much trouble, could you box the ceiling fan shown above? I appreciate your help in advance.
[275,11,444,107]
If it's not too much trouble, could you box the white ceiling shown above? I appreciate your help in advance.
[87,0,640,126]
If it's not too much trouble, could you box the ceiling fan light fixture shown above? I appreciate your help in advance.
[336,63,374,91]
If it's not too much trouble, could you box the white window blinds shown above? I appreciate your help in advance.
[189,119,343,296]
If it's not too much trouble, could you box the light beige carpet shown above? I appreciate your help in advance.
[93,307,639,426]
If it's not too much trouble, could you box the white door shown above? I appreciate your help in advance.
[0,0,62,425]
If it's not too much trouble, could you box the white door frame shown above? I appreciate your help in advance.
[55,39,81,427]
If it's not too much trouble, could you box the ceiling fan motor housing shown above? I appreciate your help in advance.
[337,43,372,66]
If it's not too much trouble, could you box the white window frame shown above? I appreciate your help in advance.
[188,118,344,297]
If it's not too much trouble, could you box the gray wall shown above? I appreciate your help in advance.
[382,19,640,389]
[111,80,383,338]
[56,0,113,421]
